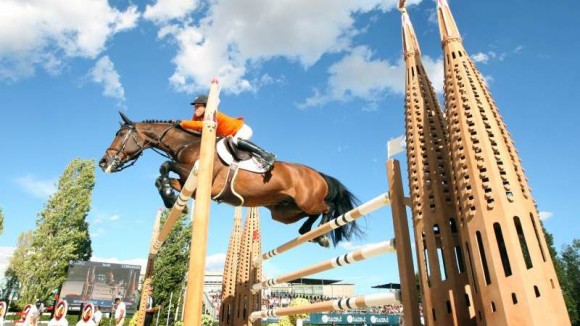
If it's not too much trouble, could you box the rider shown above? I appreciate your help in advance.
[178,94,276,170]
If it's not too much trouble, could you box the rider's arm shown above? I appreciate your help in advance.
[180,120,204,130]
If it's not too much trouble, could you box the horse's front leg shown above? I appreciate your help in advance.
[155,161,186,211]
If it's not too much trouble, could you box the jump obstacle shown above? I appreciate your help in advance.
[222,159,421,326]
[137,81,420,325]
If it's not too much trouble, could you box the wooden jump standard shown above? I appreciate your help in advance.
[249,292,402,322]
[137,81,220,326]
[253,192,391,267]
[252,239,396,293]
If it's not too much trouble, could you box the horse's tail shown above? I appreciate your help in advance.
[321,173,364,246]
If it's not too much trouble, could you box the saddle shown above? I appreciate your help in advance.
[213,137,268,206]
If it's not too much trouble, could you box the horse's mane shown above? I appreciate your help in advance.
[141,119,178,124]
[138,119,203,138]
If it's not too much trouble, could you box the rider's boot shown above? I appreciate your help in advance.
[236,139,276,170]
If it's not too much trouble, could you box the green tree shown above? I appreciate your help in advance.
[1,231,33,303]
[18,159,95,304]
[542,224,579,324]
[0,206,4,235]
[151,210,191,325]
[560,239,580,325]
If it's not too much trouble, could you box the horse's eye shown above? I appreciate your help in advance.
[116,131,125,137]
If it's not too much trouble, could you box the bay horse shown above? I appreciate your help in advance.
[99,113,362,247]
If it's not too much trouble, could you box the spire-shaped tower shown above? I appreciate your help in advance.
[219,206,243,326]
[233,208,262,326]
[400,3,474,325]
[437,0,570,324]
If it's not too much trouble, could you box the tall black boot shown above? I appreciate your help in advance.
[236,139,276,170]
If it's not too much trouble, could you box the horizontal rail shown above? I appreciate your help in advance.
[252,239,396,293]
[253,192,391,267]
[249,292,401,322]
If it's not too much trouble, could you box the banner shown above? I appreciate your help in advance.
[308,313,400,325]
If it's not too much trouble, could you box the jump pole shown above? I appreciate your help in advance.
[183,79,221,325]
[253,192,391,267]
[136,209,162,325]
[251,239,396,293]
[249,292,401,322]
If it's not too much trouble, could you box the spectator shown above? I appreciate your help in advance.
[112,297,125,326]
[144,288,156,326]
[93,305,103,325]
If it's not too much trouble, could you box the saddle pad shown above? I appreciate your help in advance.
[216,139,269,173]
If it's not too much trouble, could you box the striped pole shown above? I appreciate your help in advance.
[249,292,401,322]
[252,239,396,293]
[152,160,200,255]
[254,192,390,267]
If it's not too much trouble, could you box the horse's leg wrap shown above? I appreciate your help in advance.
[155,175,178,208]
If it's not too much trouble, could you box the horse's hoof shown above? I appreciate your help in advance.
[316,236,330,248]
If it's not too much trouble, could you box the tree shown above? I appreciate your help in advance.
[542,223,579,324]
[0,231,33,302]
[151,210,191,325]
[0,206,4,235]
[560,239,580,325]
[17,159,95,304]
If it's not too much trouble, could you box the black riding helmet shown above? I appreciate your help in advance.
[190,94,208,105]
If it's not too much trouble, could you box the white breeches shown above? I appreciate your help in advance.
[232,124,253,144]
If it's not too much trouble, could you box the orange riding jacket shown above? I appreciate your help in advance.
[180,112,244,137]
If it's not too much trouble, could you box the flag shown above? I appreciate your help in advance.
[387,135,406,158]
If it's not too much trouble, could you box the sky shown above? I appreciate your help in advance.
[1,0,579,297]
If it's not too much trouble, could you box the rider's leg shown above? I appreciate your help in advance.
[234,125,276,170]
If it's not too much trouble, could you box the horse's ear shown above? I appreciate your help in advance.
[119,111,133,125]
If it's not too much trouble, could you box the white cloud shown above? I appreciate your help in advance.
[205,253,226,272]
[472,52,489,63]
[145,0,412,94]
[15,175,57,199]
[90,56,125,102]
[144,0,200,24]
[300,46,444,108]
[0,247,15,283]
[109,214,121,222]
[0,0,139,82]
[539,211,554,221]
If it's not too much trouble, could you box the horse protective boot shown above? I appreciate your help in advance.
[236,139,276,171]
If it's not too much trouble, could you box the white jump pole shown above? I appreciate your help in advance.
[249,292,401,322]
[254,192,390,267]
[252,239,396,293]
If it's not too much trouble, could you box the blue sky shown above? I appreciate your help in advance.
[1,0,579,295]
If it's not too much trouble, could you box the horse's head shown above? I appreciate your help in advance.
[99,112,148,173]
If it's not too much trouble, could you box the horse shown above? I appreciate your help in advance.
[99,112,362,247]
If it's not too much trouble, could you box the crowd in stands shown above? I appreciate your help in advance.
[205,289,413,317]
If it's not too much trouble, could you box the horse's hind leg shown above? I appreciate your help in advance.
[299,215,330,248]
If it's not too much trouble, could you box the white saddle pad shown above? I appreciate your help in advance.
[216,139,269,173]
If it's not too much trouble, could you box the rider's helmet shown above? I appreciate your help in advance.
[190,94,208,105]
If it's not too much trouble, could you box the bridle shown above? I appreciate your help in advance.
[106,123,176,171]
[105,124,145,171]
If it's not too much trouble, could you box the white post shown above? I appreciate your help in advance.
[165,291,173,326]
